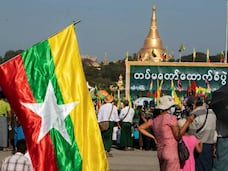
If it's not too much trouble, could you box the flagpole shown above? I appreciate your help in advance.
[225,0,228,63]
[73,20,81,25]
[48,20,81,39]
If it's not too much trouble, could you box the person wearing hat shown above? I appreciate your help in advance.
[138,95,194,171]
[97,94,120,157]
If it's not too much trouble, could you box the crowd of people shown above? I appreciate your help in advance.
[1,87,228,171]
[97,94,159,157]
[0,91,25,153]
[96,92,228,171]
[0,91,33,170]
[0,91,12,152]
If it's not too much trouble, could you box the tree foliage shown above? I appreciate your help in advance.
[83,59,125,90]
[0,50,23,63]
[0,49,227,93]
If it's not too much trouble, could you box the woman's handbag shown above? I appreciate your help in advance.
[99,105,113,131]
[177,134,190,163]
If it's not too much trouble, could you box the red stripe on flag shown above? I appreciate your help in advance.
[0,55,58,171]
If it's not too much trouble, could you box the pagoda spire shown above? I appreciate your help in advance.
[138,4,165,62]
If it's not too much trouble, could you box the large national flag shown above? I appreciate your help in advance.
[0,24,108,171]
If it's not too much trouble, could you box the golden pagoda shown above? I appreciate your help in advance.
[138,4,166,62]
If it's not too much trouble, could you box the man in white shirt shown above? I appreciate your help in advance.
[119,100,135,151]
[97,94,120,157]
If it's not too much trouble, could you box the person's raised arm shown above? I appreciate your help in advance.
[138,120,157,144]
[179,114,195,135]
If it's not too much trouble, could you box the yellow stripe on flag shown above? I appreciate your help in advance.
[48,24,108,171]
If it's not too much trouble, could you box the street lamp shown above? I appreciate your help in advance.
[117,74,124,99]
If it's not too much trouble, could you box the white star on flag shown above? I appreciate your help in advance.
[21,81,78,144]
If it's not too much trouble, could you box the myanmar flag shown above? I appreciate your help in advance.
[155,79,163,105]
[206,48,210,63]
[0,24,108,171]
[193,48,196,62]
[170,80,175,99]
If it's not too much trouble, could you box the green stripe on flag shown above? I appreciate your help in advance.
[21,40,82,171]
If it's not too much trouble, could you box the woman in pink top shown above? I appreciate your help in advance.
[138,96,193,171]
[178,119,202,171]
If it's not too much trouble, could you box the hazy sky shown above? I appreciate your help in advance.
[0,0,226,62]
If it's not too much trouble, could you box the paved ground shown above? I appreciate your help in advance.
[0,147,160,171]
[108,147,159,171]
[0,149,12,169]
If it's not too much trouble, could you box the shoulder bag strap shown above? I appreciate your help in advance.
[177,130,182,142]
[196,108,209,133]
[108,104,114,121]
[121,107,130,121]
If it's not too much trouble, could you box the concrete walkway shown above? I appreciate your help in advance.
[108,147,159,171]
[0,149,12,169]
[0,147,160,171]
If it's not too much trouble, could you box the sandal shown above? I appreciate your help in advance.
[106,152,113,157]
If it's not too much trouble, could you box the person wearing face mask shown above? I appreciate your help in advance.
[138,95,194,171]
[169,105,176,115]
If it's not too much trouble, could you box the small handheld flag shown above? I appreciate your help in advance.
[193,48,196,62]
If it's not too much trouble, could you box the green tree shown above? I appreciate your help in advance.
[1,50,24,63]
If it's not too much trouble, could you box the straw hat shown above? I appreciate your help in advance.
[104,94,114,103]
[155,95,175,110]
